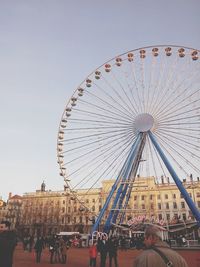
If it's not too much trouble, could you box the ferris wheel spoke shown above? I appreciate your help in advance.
[147,51,167,114]
[64,128,135,165]
[152,55,192,116]
[99,74,137,117]
[109,69,139,115]
[156,131,200,154]
[155,108,200,130]
[62,128,135,145]
[62,128,135,144]
[154,132,200,174]
[72,106,133,124]
[148,136,168,179]
[65,118,132,127]
[71,133,136,190]
[153,135,190,177]
[157,112,200,125]
[157,128,200,142]
[129,60,144,113]
[145,55,160,113]
[62,127,135,154]
[68,132,136,181]
[158,125,200,133]
[155,85,200,121]
[84,87,136,120]
[157,72,199,117]
[150,50,179,116]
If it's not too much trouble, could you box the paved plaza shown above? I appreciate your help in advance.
[13,243,200,267]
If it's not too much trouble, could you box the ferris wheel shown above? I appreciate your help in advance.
[57,45,200,233]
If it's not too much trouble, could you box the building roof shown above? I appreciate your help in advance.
[10,195,22,199]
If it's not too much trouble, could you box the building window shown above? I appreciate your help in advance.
[68,207,70,213]
[166,203,169,209]
[141,195,145,201]
[182,213,186,221]
[196,192,200,198]
[62,207,65,213]
[86,216,88,224]
[165,194,168,199]
[158,214,162,220]
[92,205,95,211]
[86,199,89,203]
[63,200,65,204]
[157,195,160,200]
[134,196,137,201]
[68,217,70,223]
[166,214,170,221]
[74,206,77,212]
[134,204,138,210]
[92,199,95,203]
[150,194,153,200]
[173,202,177,209]
[150,203,154,209]
[158,203,161,210]
[197,201,200,208]
[79,216,82,223]
[99,205,102,211]
[173,194,176,199]
[142,204,145,209]
[181,202,185,209]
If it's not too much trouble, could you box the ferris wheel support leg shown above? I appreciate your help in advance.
[148,131,200,226]
[103,133,146,233]
[92,134,142,234]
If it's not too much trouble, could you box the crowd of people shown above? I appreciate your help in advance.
[0,220,191,267]
[89,236,119,267]
[22,234,70,264]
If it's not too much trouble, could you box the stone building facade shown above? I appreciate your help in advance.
[1,176,200,236]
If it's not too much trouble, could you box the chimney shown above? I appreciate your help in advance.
[8,192,12,199]
[161,175,164,184]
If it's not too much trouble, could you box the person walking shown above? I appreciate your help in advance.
[89,240,98,267]
[134,225,189,267]
[59,237,68,264]
[34,236,44,263]
[49,236,56,264]
[97,236,108,267]
[0,221,17,267]
[108,236,118,267]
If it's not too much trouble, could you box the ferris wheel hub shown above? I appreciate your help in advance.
[134,113,154,132]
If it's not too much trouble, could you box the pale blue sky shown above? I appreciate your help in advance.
[0,0,199,200]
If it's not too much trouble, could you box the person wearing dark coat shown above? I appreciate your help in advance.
[108,237,118,267]
[97,236,109,267]
[0,221,17,267]
[34,236,44,263]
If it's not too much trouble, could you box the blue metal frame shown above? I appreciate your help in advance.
[148,131,200,226]
[92,134,142,233]
[92,129,200,235]
[103,133,146,233]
